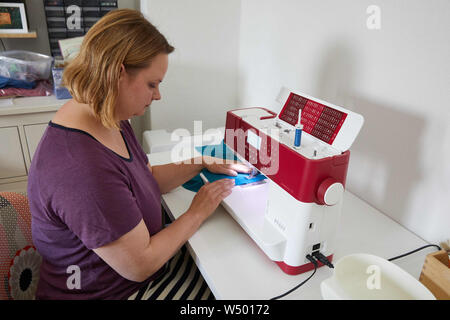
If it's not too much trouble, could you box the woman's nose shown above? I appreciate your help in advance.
[153,88,161,101]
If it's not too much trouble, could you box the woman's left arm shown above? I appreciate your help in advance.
[149,156,250,194]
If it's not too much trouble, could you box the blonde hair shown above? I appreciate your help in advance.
[63,9,174,129]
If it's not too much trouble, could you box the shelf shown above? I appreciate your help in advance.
[0,96,68,116]
[0,31,37,39]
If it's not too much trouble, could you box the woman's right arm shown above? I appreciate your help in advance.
[93,178,234,282]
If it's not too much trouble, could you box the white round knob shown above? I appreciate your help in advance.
[324,182,344,205]
[317,178,344,205]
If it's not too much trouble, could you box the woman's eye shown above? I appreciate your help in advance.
[148,83,156,88]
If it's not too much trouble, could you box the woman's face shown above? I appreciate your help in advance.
[116,53,169,120]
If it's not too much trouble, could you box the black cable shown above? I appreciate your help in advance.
[270,255,318,300]
[269,244,442,300]
[388,244,442,262]
[313,251,334,269]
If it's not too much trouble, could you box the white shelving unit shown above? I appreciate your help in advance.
[0,96,68,192]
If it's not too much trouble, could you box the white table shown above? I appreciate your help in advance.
[148,151,433,300]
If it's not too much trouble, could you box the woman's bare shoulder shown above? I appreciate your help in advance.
[52,99,91,130]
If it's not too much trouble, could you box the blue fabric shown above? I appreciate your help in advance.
[196,142,239,161]
[0,75,36,89]
[182,141,266,192]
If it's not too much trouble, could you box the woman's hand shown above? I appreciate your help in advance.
[187,178,235,222]
[202,156,251,176]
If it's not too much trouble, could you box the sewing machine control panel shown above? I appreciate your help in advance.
[235,110,341,160]
[278,92,347,145]
[231,89,364,160]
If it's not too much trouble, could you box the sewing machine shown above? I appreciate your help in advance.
[216,87,364,275]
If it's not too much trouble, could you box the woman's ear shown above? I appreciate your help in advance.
[118,64,127,81]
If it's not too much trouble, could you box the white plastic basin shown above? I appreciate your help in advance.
[321,253,435,300]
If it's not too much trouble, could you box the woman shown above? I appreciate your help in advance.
[28,9,248,300]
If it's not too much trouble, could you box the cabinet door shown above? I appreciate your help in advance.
[0,127,27,179]
[24,123,48,161]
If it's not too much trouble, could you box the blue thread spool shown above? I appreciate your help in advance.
[294,126,302,147]
[294,109,303,148]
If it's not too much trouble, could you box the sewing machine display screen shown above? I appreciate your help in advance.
[247,130,261,150]
[279,93,348,145]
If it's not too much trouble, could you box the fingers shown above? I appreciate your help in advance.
[220,164,251,177]
[207,178,235,192]
[190,178,234,220]
[229,163,252,173]
[214,183,234,202]
[201,178,234,200]
[206,163,252,176]
[223,169,238,177]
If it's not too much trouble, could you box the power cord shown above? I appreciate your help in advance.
[388,244,442,262]
[313,251,334,268]
[270,254,321,300]
[269,244,442,300]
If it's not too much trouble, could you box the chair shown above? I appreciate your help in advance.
[0,192,41,300]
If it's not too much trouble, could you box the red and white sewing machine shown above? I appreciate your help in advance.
[220,87,364,275]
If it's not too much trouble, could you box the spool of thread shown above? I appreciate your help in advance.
[294,109,303,148]
[294,125,303,148]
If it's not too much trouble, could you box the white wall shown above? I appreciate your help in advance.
[141,1,449,246]
[140,0,241,133]
[238,0,450,246]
